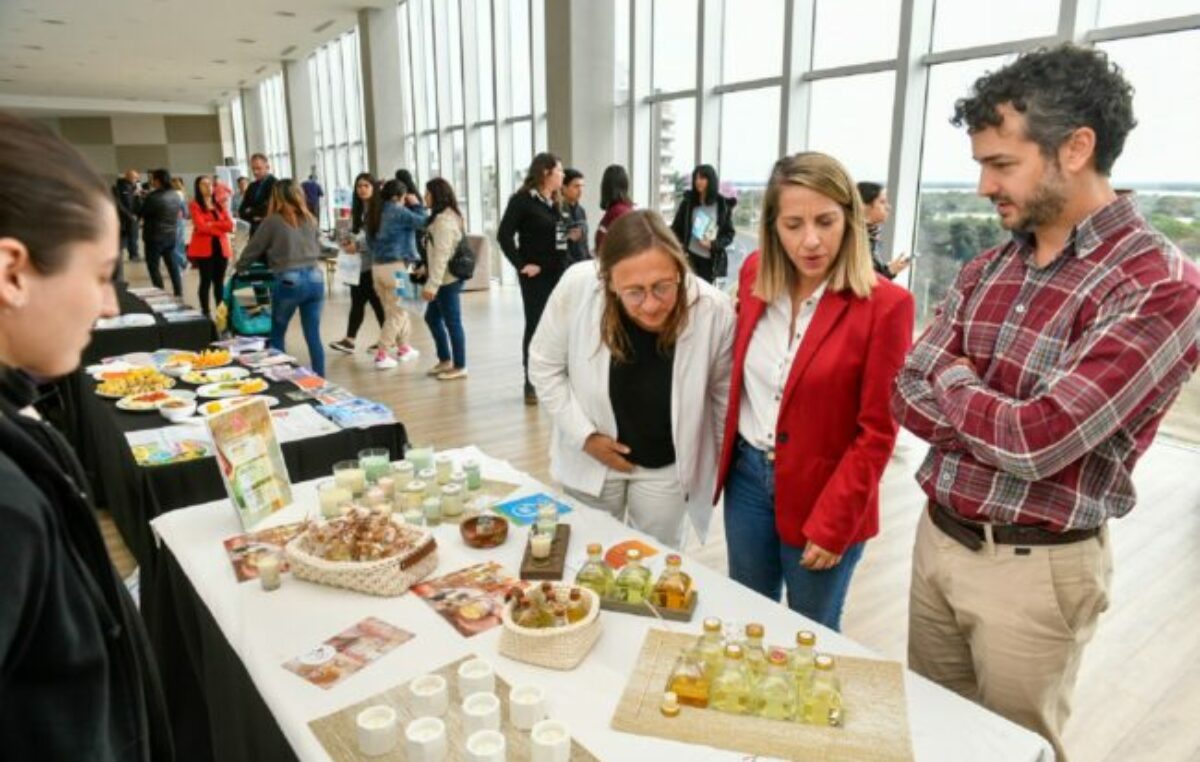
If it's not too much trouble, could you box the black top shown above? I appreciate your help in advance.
[669,191,737,278]
[238,175,278,236]
[112,178,142,232]
[138,187,182,245]
[560,202,591,263]
[608,312,676,469]
[867,223,894,280]
[497,190,570,273]
[0,368,174,761]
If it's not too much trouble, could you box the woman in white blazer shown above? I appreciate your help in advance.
[529,210,734,548]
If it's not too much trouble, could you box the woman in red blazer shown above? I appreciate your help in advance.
[187,174,235,316]
[716,152,914,630]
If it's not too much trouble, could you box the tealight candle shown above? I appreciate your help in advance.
[404,716,447,762]
[508,685,546,730]
[407,445,435,472]
[530,531,553,562]
[456,658,495,697]
[422,497,442,527]
[317,479,352,519]
[531,720,571,762]
[356,705,398,757]
[465,729,507,762]
[408,674,449,717]
[435,454,453,485]
[257,553,282,591]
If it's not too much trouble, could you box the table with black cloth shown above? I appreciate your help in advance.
[82,284,217,365]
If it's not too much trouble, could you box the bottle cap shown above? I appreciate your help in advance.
[796,630,816,647]
[745,623,764,639]
[702,617,722,633]
[724,644,743,659]
[665,553,681,565]
[768,648,789,665]
[586,542,603,555]
[814,654,835,671]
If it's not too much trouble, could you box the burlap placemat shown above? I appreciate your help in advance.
[610,629,914,762]
[309,654,600,760]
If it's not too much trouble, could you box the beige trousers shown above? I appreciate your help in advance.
[908,509,1112,761]
[564,465,688,550]
[372,263,412,350]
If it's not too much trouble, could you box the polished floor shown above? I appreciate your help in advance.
[105,259,1200,762]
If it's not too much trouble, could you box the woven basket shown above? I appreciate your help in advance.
[284,521,438,597]
[498,586,602,670]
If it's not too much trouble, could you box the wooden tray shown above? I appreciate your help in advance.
[519,524,571,580]
[309,654,599,761]
[599,591,698,622]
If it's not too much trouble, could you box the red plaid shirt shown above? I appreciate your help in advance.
[892,195,1200,531]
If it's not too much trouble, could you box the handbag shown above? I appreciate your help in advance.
[448,232,476,280]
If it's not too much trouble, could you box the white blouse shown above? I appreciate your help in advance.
[737,282,827,451]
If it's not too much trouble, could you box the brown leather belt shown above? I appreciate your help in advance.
[928,501,1100,552]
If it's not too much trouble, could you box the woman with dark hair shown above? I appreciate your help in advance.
[0,112,174,761]
[420,177,468,380]
[855,181,910,280]
[366,179,427,369]
[236,179,326,376]
[669,163,737,283]
[394,168,419,196]
[187,174,235,315]
[595,164,636,252]
[529,210,734,547]
[330,172,386,354]
[497,151,568,404]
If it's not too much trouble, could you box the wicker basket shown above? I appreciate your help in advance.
[498,586,602,670]
[284,521,438,597]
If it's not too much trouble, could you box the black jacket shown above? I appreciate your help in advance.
[0,369,173,762]
[138,188,181,246]
[238,175,277,236]
[497,190,570,275]
[112,179,141,233]
[560,202,590,263]
[669,191,737,278]
[867,223,895,280]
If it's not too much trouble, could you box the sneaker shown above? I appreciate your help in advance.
[426,360,454,377]
[365,342,380,353]
[524,382,537,406]
[437,367,468,381]
[396,345,421,363]
[329,338,355,354]
[374,351,398,370]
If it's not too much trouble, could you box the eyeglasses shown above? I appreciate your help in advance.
[615,278,680,308]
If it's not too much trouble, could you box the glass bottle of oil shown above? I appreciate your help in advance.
[566,587,589,623]
[574,543,614,598]
[741,623,768,683]
[651,553,693,610]
[665,647,710,708]
[754,649,797,721]
[790,630,817,702]
[695,617,726,681]
[709,644,752,715]
[515,599,544,629]
[551,602,568,628]
[801,654,843,727]
[613,549,653,604]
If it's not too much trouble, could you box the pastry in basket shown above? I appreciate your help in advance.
[300,507,421,562]
[96,368,174,397]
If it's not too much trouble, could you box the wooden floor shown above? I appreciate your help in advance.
[109,260,1200,762]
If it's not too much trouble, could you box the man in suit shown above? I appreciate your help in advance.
[238,153,276,236]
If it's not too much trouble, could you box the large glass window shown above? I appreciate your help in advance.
[479,125,499,232]
[477,0,495,122]
[511,119,533,190]
[652,0,698,93]
[509,0,533,114]
[931,0,1059,51]
[258,73,292,179]
[231,95,248,167]
[812,0,901,69]
[720,0,785,83]
[444,0,464,126]
[718,87,779,236]
[308,28,368,225]
[805,71,896,183]
[1098,0,1200,27]
[653,98,696,220]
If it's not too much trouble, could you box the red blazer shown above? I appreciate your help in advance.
[716,252,915,554]
[186,200,234,260]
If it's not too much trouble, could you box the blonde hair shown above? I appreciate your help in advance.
[754,152,876,303]
[267,179,316,228]
[597,210,691,363]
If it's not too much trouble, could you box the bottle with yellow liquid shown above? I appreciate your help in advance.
[695,617,726,680]
[566,587,589,623]
[666,647,710,708]
[574,543,614,598]
[651,553,693,610]
[790,630,817,703]
[754,649,797,721]
[613,549,653,604]
[515,599,544,629]
[801,654,843,727]
[709,644,752,715]
[741,623,768,683]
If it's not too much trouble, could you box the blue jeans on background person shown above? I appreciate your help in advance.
[723,437,865,631]
[270,266,326,377]
[144,238,182,296]
[174,218,188,271]
[423,280,466,368]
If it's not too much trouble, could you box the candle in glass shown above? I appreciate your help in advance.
[317,479,352,519]
[463,458,482,490]
[333,460,367,497]
[440,484,463,519]
[358,447,392,483]
[407,444,435,472]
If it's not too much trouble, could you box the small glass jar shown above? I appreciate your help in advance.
[463,458,482,491]
[418,469,438,497]
[333,460,366,497]
[440,483,464,519]
[358,447,392,483]
[434,454,453,485]
[257,553,282,591]
[393,460,416,484]
[317,479,352,519]
[406,444,434,472]
[405,481,427,511]
[422,497,442,526]
[535,502,558,536]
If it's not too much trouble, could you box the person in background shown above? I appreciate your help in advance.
[236,180,326,377]
[330,173,386,355]
[420,177,469,381]
[365,179,427,370]
[212,172,233,209]
[394,168,420,197]
[595,164,636,253]
[187,174,234,316]
[169,176,189,273]
[670,163,737,283]
[139,168,184,296]
[497,152,569,405]
[530,210,734,548]
[113,168,142,262]
[891,45,1200,760]
[302,169,324,223]
[560,168,590,263]
[856,181,910,280]
[0,112,174,761]
[233,175,249,211]
[716,152,914,631]
[238,153,277,236]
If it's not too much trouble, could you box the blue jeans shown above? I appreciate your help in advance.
[145,238,182,296]
[724,437,865,631]
[174,218,188,270]
[270,267,326,377]
[423,280,466,368]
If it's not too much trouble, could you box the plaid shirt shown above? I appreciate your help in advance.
[892,195,1200,531]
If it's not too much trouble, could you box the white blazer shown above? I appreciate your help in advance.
[528,260,735,541]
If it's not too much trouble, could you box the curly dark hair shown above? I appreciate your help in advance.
[951,44,1136,176]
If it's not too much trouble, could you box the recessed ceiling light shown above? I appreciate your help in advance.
[275,10,296,18]
[41,18,67,25]
[280,45,296,56]
[254,65,266,74]
[312,19,335,33]
[237,38,256,44]
[13,64,28,69]
[22,45,43,51]
[190,75,206,81]
[211,58,228,64]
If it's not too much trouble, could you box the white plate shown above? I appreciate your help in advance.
[197,395,280,416]
[116,389,194,412]
[196,378,268,398]
[183,366,250,385]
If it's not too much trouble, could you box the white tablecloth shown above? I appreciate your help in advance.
[151,446,1053,762]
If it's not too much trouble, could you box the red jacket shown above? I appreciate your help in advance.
[716,252,915,554]
[186,200,234,260]
[595,199,635,252]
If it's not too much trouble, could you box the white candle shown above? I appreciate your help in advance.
[355,705,398,757]
[457,658,495,697]
[509,684,546,730]
[531,719,571,762]
[530,532,553,560]
[409,674,449,717]
[257,554,281,591]
[435,454,453,484]
[334,465,366,496]
[465,729,507,762]
[404,716,447,762]
[462,691,501,736]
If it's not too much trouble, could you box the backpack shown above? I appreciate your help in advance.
[448,233,475,280]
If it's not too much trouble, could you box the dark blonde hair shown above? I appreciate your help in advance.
[754,152,875,303]
[598,210,691,363]
[268,179,315,228]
